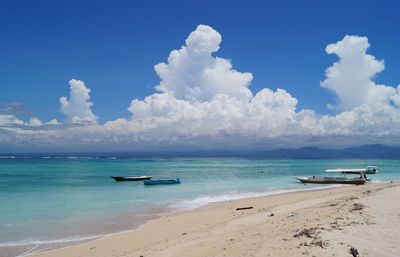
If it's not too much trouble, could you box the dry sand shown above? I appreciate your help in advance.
[30,182,400,257]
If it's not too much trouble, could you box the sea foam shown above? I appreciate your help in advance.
[169,186,337,211]
[0,234,103,247]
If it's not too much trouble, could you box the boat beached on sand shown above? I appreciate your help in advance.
[296,166,378,185]
[111,176,152,182]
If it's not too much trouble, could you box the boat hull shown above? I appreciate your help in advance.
[111,176,152,182]
[296,177,366,185]
[143,179,180,185]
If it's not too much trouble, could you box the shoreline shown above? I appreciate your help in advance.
[27,181,400,257]
[9,184,340,256]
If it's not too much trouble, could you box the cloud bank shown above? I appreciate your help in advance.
[1,25,400,151]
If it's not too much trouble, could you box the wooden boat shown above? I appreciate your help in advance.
[296,176,366,185]
[143,178,180,185]
[325,166,378,174]
[296,169,368,185]
[111,176,152,182]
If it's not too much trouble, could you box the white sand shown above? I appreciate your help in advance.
[30,182,400,257]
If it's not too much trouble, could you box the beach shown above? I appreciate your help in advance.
[28,182,399,257]
[3,3,400,257]
[6,157,400,257]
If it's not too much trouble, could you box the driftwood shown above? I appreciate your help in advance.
[236,206,254,211]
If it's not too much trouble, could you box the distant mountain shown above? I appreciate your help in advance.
[167,144,400,158]
[254,144,400,159]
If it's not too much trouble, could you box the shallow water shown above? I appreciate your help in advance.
[0,157,398,256]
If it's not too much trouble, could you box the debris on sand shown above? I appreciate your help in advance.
[287,212,296,218]
[293,228,317,238]
[351,203,365,212]
[236,206,254,211]
[309,239,327,248]
[349,246,359,256]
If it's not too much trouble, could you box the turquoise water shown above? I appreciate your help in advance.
[0,157,399,256]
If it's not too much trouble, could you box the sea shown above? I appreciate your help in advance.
[0,157,399,257]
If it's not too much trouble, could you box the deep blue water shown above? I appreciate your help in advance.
[0,157,399,256]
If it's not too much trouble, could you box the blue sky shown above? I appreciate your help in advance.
[1,0,400,152]
[2,0,399,122]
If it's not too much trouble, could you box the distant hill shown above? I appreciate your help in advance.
[2,144,400,159]
[253,144,400,159]
[142,144,400,158]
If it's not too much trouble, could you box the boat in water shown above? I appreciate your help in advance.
[296,175,367,185]
[296,168,370,185]
[143,178,180,185]
[111,176,152,182]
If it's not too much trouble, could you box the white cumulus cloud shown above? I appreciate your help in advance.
[154,25,253,102]
[59,79,98,124]
[321,35,399,111]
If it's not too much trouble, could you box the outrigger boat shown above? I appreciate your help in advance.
[111,176,152,182]
[296,170,368,185]
[325,166,378,175]
[143,178,180,185]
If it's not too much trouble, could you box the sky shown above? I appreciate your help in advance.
[1,0,400,152]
